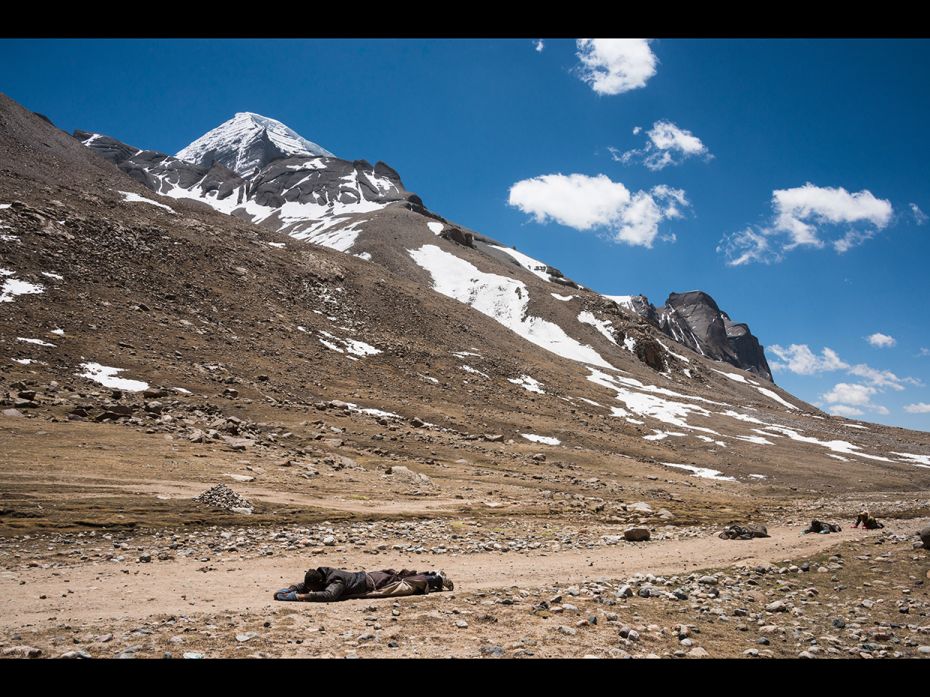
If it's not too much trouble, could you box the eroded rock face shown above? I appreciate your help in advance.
[621,290,772,381]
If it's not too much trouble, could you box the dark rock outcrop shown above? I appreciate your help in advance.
[618,291,772,381]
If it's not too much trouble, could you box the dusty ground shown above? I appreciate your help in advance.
[1,416,928,659]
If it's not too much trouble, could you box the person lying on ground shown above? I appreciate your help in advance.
[802,520,841,534]
[273,566,453,602]
[853,511,884,530]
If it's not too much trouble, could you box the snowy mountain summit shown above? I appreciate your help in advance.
[176,112,334,177]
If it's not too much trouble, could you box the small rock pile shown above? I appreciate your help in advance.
[194,484,254,514]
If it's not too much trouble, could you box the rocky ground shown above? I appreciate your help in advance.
[1,518,927,659]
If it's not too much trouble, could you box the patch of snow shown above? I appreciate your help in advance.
[355,252,372,261]
[508,375,545,394]
[721,410,769,426]
[578,397,602,407]
[682,368,692,378]
[452,351,482,359]
[603,295,635,312]
[118,191,175,213]
[843,424,869,430]
[491,245,552,282]
[17,337,55,347]
[588,368,723,435]
[11,358,34,365]
[610,406,629,417]
[712,368,752,384]
[298,218,367,252]
[77,362,149,392]
[827,454,849,462]
[461,365,490,378]
[409,244,615,369]
[763,425,892,462]
[732,434,774,446]
[551,293,574,301]
[521,433,561,445]
[342,338,380,357]
[662,462,736,482]
[427,221,444,235]
[318,331,381,357]
[578,311,617,345]
[755,386,798,410]
[696,435,727,447]
[891,452,930,469]
[172,387,192,394]
[643,430,687,441]
[1,278,44,303]
[623,336,637,353]
[343,402,401,420]
[41,272,64,281]
[0,203,11,209]
[418,374,440,384]
[748,474,767,480]
[266,242,286,248]
[657,339,690,363]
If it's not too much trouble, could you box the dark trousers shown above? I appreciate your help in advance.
[367,569,442,592]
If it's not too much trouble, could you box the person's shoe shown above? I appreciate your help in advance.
[438,570,454,591]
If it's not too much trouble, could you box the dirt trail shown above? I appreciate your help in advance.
[4,520,920,629]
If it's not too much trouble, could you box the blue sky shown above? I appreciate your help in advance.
[2,38,929,430]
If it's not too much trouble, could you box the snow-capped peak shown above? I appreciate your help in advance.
[176,112,334,176]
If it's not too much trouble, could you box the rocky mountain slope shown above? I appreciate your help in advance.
[75,113,771,382]
[1,92,927,490]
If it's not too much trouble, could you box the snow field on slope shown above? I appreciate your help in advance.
[408,244,614,370]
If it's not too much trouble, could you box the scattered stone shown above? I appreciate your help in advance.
[2,646,42,658]
[183,652,205,659]
[687,647,709,658]
[624,527,651,542]
[765,601,788,613]
[455,620,468,629]
[59,650,92,659]
[194,484,254,513]
[236,632,258,642]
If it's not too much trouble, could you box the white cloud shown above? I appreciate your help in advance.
[612,120,711,171]
[828,404,864,417]
[575,39,657,96]
[904,402,930,413]
[768,344,848,375]
[720,183,893,265]
[919,348,930,357]
[822,383,876,406]
[867,332,896,348]
[632,126,642,135]
[534,40,545,53]
[911,203,928,225]
[847,363,919,391]
[508,173,689,248]
[769,343,920,395]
